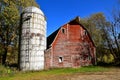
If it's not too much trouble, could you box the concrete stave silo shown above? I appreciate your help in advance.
[19,6,46,71]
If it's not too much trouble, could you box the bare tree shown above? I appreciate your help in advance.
[105,1,120,64]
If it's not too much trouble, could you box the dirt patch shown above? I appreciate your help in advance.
[37,68,120,80]
[68,68,120,80]
[29,68,120,80]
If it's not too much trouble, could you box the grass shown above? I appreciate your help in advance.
[42,66,108,74]
[0,65,109,80]
[0,65,13,77]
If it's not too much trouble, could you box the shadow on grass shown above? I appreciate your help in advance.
[97,61,120,67]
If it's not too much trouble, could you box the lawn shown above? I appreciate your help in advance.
[0,65,110,80]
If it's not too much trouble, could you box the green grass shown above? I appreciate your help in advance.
[0,66,109,80]
[42,66,108,74]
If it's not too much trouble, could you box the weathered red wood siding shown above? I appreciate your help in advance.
[44,48,51,69]
[45,23,96,69]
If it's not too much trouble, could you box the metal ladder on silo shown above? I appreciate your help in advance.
[25,21,30,63]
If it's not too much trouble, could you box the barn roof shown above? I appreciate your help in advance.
[47,28,60,49]
[47,16,95,49]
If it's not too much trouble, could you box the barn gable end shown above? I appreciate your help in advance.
[45,17,96,69]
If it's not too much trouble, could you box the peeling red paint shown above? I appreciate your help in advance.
[45,18,96,69]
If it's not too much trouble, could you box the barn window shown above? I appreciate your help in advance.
[88,56,91,60]
[61,28,65,34]
[59,56,63,63]
[85,31,87,35]
[80,56,83,60]
[84,30,87,35]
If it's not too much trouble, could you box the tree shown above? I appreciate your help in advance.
[80,13,112,63]
[0,0,39,65]
[81,9,120,64]
[107,1,120,64]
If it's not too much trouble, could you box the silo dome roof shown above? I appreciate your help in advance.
[23,6,44,15]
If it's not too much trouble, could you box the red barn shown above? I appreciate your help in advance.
[45,17,96,69]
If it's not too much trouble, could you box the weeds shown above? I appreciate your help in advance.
[0,65,109,80]
[0,65,17,77]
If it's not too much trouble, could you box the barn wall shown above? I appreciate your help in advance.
[44,48,51,69]
[45,23,96,69]
[52,24,72,68]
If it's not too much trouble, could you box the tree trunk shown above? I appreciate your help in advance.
[2,25,9,65]
[2,48,7,65]
[114,57,120,65]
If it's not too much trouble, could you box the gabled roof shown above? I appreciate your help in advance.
[47,28,60,49]
[47,16,95,49]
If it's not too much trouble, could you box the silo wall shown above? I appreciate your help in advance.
[19,6,46,71]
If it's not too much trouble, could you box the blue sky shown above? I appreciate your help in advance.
[36,0,117,36]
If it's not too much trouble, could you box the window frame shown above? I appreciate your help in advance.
[61,28,65,34]
[58,56,63,63]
